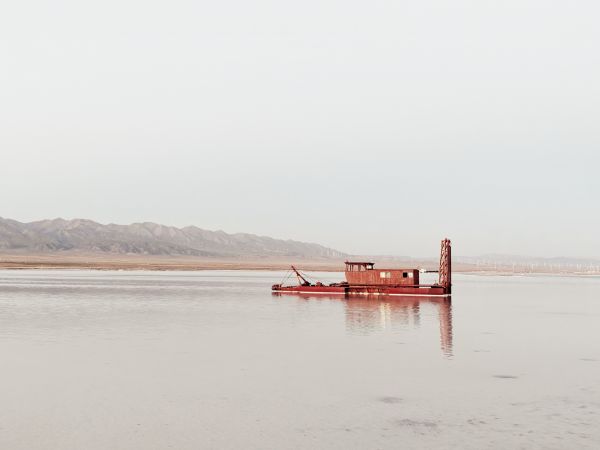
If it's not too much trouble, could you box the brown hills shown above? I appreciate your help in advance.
[0,217,345,261]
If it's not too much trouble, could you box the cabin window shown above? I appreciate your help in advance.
[403,272,408,278]
[408,272,413,278]
[380,272,391,279]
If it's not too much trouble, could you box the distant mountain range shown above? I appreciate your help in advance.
[0,218,346,259]
[1,218,598,271]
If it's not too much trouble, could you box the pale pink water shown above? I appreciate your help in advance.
[1,270,599,449]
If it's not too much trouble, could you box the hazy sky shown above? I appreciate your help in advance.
[2,0,599,257]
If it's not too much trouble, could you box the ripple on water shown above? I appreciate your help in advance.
[378,396,403,404]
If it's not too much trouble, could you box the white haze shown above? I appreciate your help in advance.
[1,0,599,258]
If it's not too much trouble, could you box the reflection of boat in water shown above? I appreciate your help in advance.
[273,293,453,356]
[272,239,451,297]
[344,296,453,356]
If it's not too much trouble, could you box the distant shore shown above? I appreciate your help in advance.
[0,253,341,272]
[0,253,598,276]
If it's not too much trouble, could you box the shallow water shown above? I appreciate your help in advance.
[0,270,599,449]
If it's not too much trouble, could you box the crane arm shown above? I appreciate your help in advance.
[291,265,311,286]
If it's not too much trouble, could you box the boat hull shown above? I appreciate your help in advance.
[272,284,449,297]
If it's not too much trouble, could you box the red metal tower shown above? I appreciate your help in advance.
[438,239,451,294]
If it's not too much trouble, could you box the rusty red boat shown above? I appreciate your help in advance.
[272,238,451,297]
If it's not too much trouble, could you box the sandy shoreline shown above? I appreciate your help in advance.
[1,253,598,277]
[0,254,343,272]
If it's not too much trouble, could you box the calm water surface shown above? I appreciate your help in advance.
[1,270,599,449]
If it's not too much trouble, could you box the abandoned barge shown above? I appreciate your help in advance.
[272,239,451,297]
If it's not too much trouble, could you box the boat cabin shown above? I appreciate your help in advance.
[344,261,420,286]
